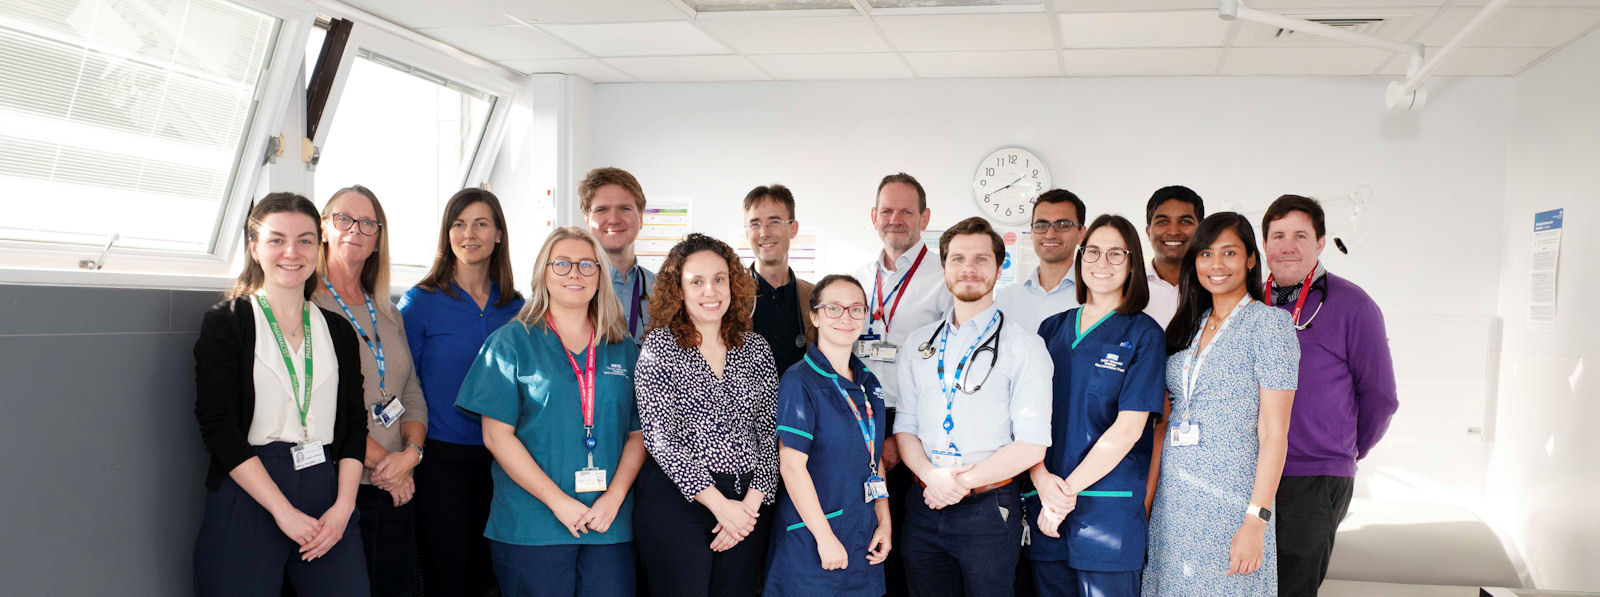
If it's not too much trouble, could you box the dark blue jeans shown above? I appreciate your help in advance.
[902,482,1023,597]
[490,541,635,597]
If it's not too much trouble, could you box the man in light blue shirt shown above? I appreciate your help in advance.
[581,167,656,342]
[995,188,1086,335]
[894,217,1053,597]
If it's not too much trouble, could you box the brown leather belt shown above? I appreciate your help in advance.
[914,473,1012,497]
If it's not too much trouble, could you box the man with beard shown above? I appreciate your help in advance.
[893,217,1053,597]
[855,172,953,595]
[743,184,815,373]
[995,188,1087,335]
[1141,186,1203,329]
[581,167,655,343]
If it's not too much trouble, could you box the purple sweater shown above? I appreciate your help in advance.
[1272,272,1398,477]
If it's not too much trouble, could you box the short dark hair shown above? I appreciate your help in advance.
[742,184,795,220]
[1261,194,1326,239]
[1145,185,1205,225]
[1074,214,1149,314]
[938,216,1005,267]
[1032,188,1085,225]
[876,172,926,212]
[809,274,866,310]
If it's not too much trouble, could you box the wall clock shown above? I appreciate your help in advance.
[972,146,1051,226]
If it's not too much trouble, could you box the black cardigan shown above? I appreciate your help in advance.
[193,296,368,490]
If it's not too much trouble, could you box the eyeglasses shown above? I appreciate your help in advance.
[746,219,795,233]
[1080,246,1130,266]
[327,213,382,236]
[547,259,600,277]
[816,303,867,320]
[1030,219,1078,234]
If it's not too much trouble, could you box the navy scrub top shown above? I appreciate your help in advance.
[767,346,887,597]
[1025,308,1166,572]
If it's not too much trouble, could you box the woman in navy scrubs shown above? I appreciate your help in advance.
[766,274,893,596]
[1025,215,1166,597]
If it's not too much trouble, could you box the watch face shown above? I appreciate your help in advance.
[972,147,1051,225]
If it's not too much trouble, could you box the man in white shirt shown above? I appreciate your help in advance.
[894,216,1053,597]
[1142,186,1204,329]
[995,188,1086,335]
[855,172,952,596]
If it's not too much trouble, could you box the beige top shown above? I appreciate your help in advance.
[314,289,429,485]
[248,301,339,446]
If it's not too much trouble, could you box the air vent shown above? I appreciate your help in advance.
[1276,18,1386,40]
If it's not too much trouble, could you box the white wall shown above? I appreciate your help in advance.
[487,74,592,297]
[591,75,1514,509]
[1489,27,1600,592]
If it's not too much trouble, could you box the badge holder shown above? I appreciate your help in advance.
[575,432,608,493]
[930,442,964,468]
[292,440,326,471]
[855,333,879,359]
[1169,421,1201,447]
[865,474,889,502]
[869,342,898,362]
[371,395,405,428]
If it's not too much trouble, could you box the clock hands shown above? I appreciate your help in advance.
[988,174,1025,194]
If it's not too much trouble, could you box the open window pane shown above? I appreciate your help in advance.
[0,0,279,252]
[313,49,495,269]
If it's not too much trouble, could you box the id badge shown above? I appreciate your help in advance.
[865,475,889,502]
[292,440,326,471]
[870,342,899,362]
[575,467,608,493]
[855,334,880,359]
[1169,422,1201,447]
[930,446,964,468]
[372,395,405,428]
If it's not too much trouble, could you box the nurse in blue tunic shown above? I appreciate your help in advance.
[455,227,647,597]
[766,274,893,596]
[1026,215,1166,597]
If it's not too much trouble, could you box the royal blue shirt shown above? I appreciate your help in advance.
[398,282,524,445]
[1025,308,1165,571]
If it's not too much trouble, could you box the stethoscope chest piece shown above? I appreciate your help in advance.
[919,342,936,359]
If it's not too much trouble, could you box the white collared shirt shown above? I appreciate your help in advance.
[855,240,953,409]
[1145,268,1180,330]
[893,303,1054,466]
[994,264,1079,336]
[249,303,340,446]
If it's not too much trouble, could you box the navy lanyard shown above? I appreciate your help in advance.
[627,266,644,338]
[936,310,1001,439]
[321,276,386,396]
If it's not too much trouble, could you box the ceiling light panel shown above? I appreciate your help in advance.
[1057,12,1233,48]
[417,25,587,60]
[902,49,1059,77]
[477,0,687,24]
[702,17,891,54]
[875,13,1055,52]
[539,21,730,56]
[750,53,915,79]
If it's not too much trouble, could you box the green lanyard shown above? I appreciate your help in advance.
[256,293,313,431]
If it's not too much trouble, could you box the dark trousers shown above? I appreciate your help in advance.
[634,457,774,597]
[194,442,368,597]
[490,541,635,597]
[1030,560,1140,597]
[414,439,498,597]
[902,482,1023,597]
[884,408,911,597]
[357,484,421,597]
[1275,475,1355,597]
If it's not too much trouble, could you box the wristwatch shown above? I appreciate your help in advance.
[1246,504,1272,522]
[407,442,425,465]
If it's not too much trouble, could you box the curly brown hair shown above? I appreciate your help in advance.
[646,233,756,350]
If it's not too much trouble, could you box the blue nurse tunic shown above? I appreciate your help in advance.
[1025,309,1165,579]
[765,346,888,597]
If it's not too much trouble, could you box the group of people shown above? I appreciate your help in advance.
[191,168,1399,597]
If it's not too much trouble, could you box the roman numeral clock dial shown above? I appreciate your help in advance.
[972,147,1051,226]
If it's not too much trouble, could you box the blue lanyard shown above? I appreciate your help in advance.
[935,310,1001,439]
[322,276,386,395]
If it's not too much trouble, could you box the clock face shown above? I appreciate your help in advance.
[972,147,1051,226]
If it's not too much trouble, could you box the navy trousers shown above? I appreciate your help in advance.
[414,439,497,597]
[490,541,636,597]
[1030,560,1140,597]
[633,457,773,597]
[193,442,368,597]
[902,482,1024,597]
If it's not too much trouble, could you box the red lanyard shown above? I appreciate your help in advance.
[872,245,927,333]
[547,314,597,431]
[1265,263,1318,326]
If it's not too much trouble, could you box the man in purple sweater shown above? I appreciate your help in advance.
[1261,195,1399,596]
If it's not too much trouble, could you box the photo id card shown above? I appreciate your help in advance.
[292,440,326,471]
[865,475,889,502]
[930,446,964,468]
[855,334,880,359]
[372,395,405,428]
[869,342,899,362]
[575,468,608,493]
[1169,422,1201,447]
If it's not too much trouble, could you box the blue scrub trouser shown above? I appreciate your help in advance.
[193,443,368,597]
[902,483,1023,597]
[490,541,635,597]
[1030,560,1140,597]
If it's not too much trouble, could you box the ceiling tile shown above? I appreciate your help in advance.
[902,50,1060,77]
[1417,7,1600,48]
[1060,48,1222,76]
[539,21,730,56]
[340,0,520,28]
[1057,11,1233,48]
[750,53,913,79]
[700,17,890,54]
[874,14,1056,52]
[417,25,587,60]
[1221,46,1393,75]
[1247,0,1447,7]
[477,0,687,24]
[1377,46,1551,76]
[499,58,636,82]
[1230,7,1436,48]
[1053,0,1218,11]
[606,55,771,81]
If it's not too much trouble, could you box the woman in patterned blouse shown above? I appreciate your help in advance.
[633,233,780,596]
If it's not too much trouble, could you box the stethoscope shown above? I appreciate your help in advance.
[1286,275,1329,331]
[917,311,1005,394]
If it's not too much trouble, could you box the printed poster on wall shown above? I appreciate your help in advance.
[1528,208,1563,330]
[636,198,692,273]
[735,222,821,280]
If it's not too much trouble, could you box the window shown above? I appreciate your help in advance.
[312,49,495,269]
[0,0,280,253]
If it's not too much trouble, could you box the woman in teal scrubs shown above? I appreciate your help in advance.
[766,274,893,596]
[1025,215,1166,597]
[455,227,646,597]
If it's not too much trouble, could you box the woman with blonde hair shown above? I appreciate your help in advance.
[456,227,646,597]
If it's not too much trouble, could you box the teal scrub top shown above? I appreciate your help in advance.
[456,320,641,546]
